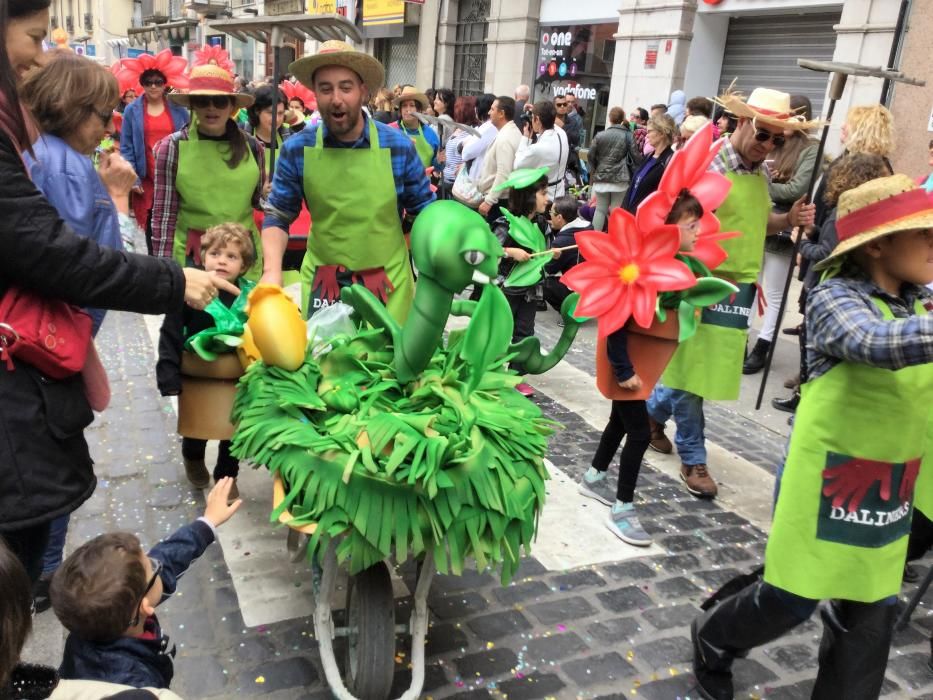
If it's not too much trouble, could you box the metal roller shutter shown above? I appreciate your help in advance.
[382,26,419,90]
[718,12,841,115]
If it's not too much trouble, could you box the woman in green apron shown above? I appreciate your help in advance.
[391,86,439,170]
[150,64,265,281]
[691,174,933,700]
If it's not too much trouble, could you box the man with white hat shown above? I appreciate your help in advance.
[646,87,818,499]
[261,41,435,323]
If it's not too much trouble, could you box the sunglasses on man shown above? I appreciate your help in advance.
[128,557,163,627]
[142,78,165,88]
[191,95,232,110]
[753,128,785,148]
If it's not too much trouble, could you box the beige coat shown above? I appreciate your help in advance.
[50,679,184,699]
[477,121,523,205]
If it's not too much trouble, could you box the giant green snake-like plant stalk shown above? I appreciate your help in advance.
[230,201,582,583]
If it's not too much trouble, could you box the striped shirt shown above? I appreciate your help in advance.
[263,115,435,231]
[709,137,772,183]
[150,125,265,259]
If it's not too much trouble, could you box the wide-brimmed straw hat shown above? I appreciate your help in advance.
[714,85,821,131]
[169,65,254,108]
[392,85,430,111]
[289,40,384,94]
[814,174,933,271]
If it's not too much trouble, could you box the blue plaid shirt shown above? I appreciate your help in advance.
[806,275,933,380]
[263,115,435,230]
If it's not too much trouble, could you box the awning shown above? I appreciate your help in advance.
[156,18,199,43]
[107,38,130,48]
[127,25,158,47]
[207,13,361,48]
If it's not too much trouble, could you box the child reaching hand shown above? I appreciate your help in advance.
[157,223,255,498]
[577,189,703,546]
[51,478,241,689]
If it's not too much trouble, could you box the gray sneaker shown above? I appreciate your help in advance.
[577,473,614,506]
[606,504,653,546]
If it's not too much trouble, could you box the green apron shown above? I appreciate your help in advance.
[765,297,933,602]
[916,411,933,518]
[661,161,771,400]
[300,119,414,322]
[401,122,434,169]
[174,119,263,280]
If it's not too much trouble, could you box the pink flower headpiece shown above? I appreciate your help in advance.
[636,122,739,270]
[115,49,189,91]
[109,60,140,96]
[279,80,317,112]
[193,44,235,73]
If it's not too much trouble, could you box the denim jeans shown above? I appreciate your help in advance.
[41,513,70,576]
[646,383,707,464]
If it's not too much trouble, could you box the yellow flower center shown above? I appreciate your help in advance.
[618,263,640,284]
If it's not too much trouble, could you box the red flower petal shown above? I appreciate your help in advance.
[631,281,658,328]
[691,171,732,212]
[607,208,641,259]
[641,225,681,262]
[597,291,634,338]
[635,191,674,236]
[576,230,624,267]
[641,258,696,291]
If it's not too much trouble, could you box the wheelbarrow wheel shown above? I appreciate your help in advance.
[345,561,395,699]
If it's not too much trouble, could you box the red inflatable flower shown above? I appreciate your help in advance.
[193,44,235,72]
[562,208,696,337]
[115,49,189,91]
[636,122,738,270]
[109,60,140,96]
[279,80,317,112]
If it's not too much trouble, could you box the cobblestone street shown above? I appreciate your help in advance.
[24,306,933,700]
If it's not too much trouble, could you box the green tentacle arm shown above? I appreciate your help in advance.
[395,275,455,384]
[507,293,583,375]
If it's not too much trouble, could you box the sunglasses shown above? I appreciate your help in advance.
[142,78,165,88]
[555,102,567,107]
[92,108,114,126]
[191,95,232,110]
[129,557,163,627]
[753,128,786,148]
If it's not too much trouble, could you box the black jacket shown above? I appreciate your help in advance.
[60,520,215,689]
[622,146,674,214]
[544,219,590,277]
[0,132,185,531]
[588,125,632,185]
[156,288,238,395]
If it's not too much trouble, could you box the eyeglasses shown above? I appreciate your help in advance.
[129,557,163,627]
[753,128,786,148]
[678,220,701,234]
[191,95,232,110]
[142,78,165,88]
[92,108,114,126]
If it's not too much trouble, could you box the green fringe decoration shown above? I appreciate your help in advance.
[230,328,555,585]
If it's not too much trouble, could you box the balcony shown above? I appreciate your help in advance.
[141,0,169,23]
[184,0,232,17]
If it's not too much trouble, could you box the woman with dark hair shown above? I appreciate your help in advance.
[117,88,136,114]
[441,95,478,196]
[150,64,266,280]
[246,84,290,164]
[622,113,677,213]
[0,0,236,583]
[744,95,819,374]
[432,87,456,165]
[490,168,551,397]
[117,49,190,254]
[713,106,737,138]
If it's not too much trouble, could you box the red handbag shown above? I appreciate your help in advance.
[0,286,93,380]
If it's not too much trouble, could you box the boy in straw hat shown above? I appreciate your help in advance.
[691,174,933,700]
[390,85,440,169]
[646,87,817,499]
[261,41,435,323]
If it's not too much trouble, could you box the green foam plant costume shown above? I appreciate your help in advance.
[231,200,582,583]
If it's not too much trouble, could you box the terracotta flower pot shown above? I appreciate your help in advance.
[596,314,680,401]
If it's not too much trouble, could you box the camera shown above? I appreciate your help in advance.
[519,111,534,129]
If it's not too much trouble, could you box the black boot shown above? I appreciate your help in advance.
[811,600,895,700]
[692,581,811,700]
[742,338,771,375]
[771,392,800,413]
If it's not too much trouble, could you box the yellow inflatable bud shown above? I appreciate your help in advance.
[245,284,307,370]
[236,324,262,370]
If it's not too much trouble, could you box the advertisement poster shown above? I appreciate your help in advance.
[362,0,405,26]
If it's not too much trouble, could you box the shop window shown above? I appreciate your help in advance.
[452,0,490,96]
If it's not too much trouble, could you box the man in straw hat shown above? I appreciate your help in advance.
[646,87,818,500]
[390,85,439,169]
[261,40,434,322]
[691,173,933,700]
